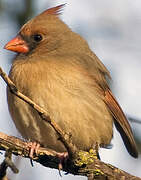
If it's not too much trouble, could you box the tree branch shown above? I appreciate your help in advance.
[0,131,140,180]
[0,66,140,180]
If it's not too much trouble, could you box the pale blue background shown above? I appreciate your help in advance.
[0,0,141,179]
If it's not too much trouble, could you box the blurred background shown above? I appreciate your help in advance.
[0,0,141,179]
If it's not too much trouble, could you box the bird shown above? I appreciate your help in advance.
[4,4,138,159]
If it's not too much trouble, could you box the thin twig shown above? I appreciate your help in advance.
[128,116,141,124]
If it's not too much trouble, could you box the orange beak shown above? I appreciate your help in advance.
[4,35,29,53]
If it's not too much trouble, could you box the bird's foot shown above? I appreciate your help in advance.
[56,152,68,176]
[26,141,40,158]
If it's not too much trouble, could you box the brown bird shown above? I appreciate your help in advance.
[4,4,138,158]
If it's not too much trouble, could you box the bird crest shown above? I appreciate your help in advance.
[41,4,66,16]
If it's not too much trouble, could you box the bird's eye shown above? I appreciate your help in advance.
[33,34,43,42]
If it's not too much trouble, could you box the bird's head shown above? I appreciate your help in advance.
[4,4,73,55]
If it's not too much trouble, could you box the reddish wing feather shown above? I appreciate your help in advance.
[104,89,138,157]
[105,90,132,134]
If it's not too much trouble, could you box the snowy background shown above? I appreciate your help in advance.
[0,0,141,179]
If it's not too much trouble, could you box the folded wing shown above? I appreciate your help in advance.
[104,89,138,158]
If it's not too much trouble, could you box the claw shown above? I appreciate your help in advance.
[56,152,68,176]
[26,142,40,158]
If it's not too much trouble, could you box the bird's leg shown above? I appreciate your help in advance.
[26,142,40,158]
[92,142,100,159]
[56,152,68,176]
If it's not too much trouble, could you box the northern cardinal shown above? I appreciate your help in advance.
[4,4,138,158]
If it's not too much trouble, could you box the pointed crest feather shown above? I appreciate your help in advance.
[41,4,66,16]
